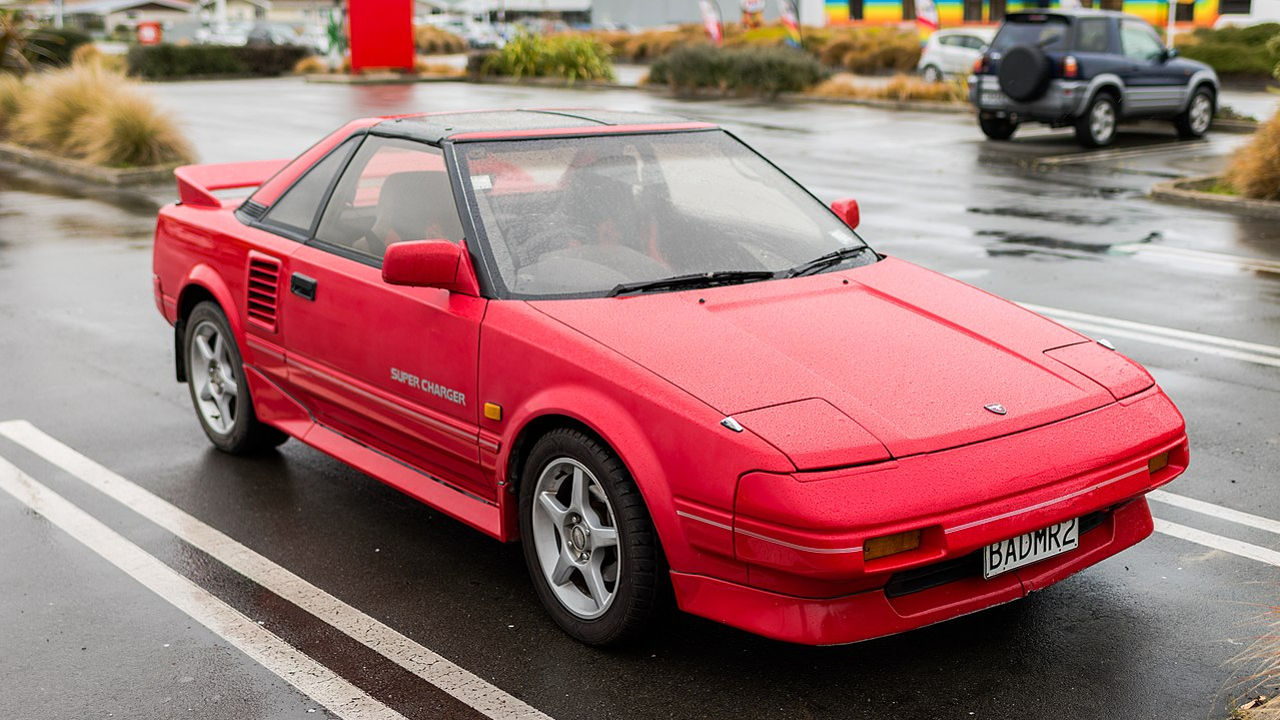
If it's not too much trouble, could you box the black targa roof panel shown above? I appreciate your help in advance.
[373,109,699,144]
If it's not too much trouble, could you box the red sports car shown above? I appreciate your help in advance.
[152,109,1188,646]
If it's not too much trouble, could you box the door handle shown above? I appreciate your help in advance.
[290,273,317,301]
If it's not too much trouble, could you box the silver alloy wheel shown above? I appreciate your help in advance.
[1189,93,1212,135]
[1091,100,1116,144]
[189,319,239,435]
[530,457,621,620]
[923,66,942,83]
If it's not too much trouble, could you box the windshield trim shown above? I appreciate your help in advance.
[448,129,879,301]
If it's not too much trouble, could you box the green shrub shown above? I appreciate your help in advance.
[1177,23,1280,77]
[649,45,827,97]
[25,27,90,66]
[477,32,613,82]
[126,43,310,79]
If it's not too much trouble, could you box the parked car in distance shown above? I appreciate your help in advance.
[153,109,1188,647]
[970,9,1219,147]
[918,28,995,82]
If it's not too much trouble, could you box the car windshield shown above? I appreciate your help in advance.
[455,130,874,298]
[992,16,1070,52]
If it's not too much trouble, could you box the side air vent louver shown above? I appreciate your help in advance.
[246,253,281,332]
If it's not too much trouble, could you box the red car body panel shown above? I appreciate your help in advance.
[152,110,1188,645]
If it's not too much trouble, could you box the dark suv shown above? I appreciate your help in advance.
[969,9,1219,147]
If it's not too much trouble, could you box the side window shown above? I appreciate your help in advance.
[261,137,358,235]
[1075,18,1110,53]
[939,35,960,47]
[1121,20,1165,62]
[964,35,988,50]
[314,136,465,262]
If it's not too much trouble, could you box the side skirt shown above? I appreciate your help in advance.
[243,365,508,541]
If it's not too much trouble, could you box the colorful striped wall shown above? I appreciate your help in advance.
[823,0,1219,27]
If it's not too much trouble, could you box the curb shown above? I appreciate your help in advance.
[1150,174,1280,220]
[789,93,970,113]
[1215,118,1261,134]
[0,142,177,187]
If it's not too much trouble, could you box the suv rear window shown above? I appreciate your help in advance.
[992,15,1070,52]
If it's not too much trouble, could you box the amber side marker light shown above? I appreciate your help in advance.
[1149,452,1170,474]
[864,529,922,561]
[483,403,503,421]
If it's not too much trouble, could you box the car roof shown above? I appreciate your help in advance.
[937,27,995,37]
[1005,8,1138,20]
[370,109,715,144]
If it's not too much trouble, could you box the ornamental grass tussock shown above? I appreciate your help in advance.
[811,73,967,103]
[1225,111,1280,202]
[1,58,192,168]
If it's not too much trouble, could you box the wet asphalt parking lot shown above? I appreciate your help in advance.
[1,78,1278,720]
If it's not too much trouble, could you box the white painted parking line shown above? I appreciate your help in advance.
[0,455,406,720]
[1021,302,1280,369]
[0,420,552,720]
[1112,243,1280,276]
[1149,490,1280,537]
[1154,518,1280,569]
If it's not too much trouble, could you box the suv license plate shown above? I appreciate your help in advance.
[983,518,1079,579]
[981,90,1008,107]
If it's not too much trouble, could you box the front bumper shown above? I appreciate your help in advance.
[970,74,1089,123]
[671,497,1154,645]
[669,387,1188,644]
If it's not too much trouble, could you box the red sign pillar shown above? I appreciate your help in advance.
[348,0,414,72]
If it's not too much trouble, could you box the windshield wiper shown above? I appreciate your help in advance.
[787,245,878,278]
[608,270,777,297]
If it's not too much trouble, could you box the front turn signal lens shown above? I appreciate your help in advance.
[864,529,922,561]
[1148,452,1169,474]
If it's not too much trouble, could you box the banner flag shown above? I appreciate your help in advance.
[700,0,724,46]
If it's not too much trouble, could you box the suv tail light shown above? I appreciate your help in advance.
[1062,55,1079,78]
[974,55,989,74]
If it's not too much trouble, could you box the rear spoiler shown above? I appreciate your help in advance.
[174,159,291,208]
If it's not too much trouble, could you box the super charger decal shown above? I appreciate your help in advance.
[390,367,466,406]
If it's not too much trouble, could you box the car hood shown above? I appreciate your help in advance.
[527,258,1118,464]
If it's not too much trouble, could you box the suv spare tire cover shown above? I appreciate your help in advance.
[998,44,1053,102]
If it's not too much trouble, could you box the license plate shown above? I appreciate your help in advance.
[981,90,1008,107]
[983,518,1079,579]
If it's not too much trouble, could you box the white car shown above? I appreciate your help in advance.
[917,28,995,82]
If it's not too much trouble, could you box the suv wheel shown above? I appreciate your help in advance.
[979,113,1018,141]
[1174,87,1214,139]
[518,428,665,646]
[184,302,288,454]
[1075,93,1118,148]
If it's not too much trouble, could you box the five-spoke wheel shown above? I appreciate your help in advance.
[183,301,287,454]
[519,428,664,645]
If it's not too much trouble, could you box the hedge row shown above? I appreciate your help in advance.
[647,45,828,97]
[126,44,312,79]
[470,33,613,82]
[1175,23,1280,77]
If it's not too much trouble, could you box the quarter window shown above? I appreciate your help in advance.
[1120,19,1165,62]
[1075,18,1110,53]
[314,137,464,262]
[261,137,358,235]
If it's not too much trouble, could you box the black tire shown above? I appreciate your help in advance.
[998,45,1052,102]
[979,113,1018,140]
[921,65,942,83]
[1174,86,1214,139]
[1075,92,1118,148]
[518,428,665,646]
[183,302,288,454]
